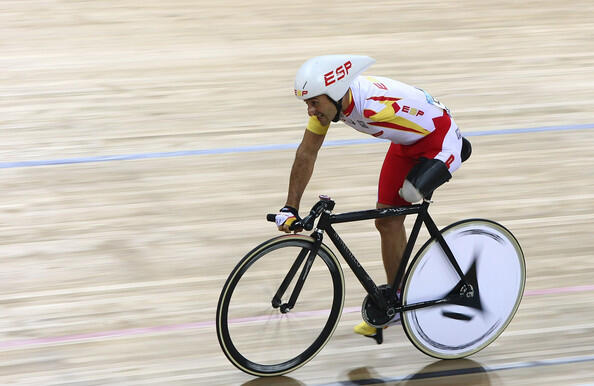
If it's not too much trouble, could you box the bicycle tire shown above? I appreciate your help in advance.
[401,219,525,359]
[216,234,345,377]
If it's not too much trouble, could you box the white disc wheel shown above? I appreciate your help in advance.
[401,219,525,359]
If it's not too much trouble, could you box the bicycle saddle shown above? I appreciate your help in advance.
[461,137,472,163]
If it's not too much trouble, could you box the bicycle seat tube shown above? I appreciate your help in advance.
[389,201,429,301]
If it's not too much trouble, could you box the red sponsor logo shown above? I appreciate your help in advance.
[324,61,353,86]
[401,105,424,116]
[294,89,308,97]
[373,82,387,90]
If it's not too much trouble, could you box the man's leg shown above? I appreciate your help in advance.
[374,143,413,288]
[354,209,406,337]
[354,144,412,337]
[375,206,406,287]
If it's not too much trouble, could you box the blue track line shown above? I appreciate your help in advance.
[319,354,594,385]
[1,123,592,169]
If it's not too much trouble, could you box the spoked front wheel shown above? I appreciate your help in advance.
[401,219,525,359]
[216,235,344,376]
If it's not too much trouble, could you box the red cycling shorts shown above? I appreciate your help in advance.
[377,115,462,207]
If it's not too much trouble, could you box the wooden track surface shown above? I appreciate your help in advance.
[1,1,593,384]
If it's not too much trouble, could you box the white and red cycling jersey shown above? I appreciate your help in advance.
[306,75,463,206]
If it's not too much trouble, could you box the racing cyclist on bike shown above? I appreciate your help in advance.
[275,55,463,339]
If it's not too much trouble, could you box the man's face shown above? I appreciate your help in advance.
[305,95,336,126]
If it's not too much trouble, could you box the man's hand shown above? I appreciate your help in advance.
[275,206,302,233]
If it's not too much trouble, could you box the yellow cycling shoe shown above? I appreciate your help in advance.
[354,315,401,344]
[354,320,379,336]
[354,320,385,344]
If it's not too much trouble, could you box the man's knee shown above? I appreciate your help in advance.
[375,215,405,234]
[399,158,452,203]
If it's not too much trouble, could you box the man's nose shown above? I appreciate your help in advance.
[307,105,316,116]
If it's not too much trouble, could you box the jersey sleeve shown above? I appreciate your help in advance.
[306,116,330,135]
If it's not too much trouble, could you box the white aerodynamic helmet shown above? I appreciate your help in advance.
[294,55,376,102]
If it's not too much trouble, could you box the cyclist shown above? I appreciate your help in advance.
[275,55,463,338]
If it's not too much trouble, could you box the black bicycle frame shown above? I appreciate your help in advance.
[273,198,470,315]
[320,199,469,313]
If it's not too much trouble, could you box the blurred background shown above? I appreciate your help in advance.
[1,1,593,384]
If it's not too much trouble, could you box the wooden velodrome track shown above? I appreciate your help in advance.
[1,1,593,384]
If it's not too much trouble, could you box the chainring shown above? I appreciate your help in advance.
[361,285,397,327]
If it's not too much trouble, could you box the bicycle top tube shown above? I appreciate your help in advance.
[267,195,428,230]
[330,204,425,224]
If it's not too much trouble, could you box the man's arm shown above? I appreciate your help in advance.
[285,129,325,210]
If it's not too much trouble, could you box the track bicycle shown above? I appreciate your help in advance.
[216,147,526,377]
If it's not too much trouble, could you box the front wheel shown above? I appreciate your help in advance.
[401,219,525,359]
[216,235,345,377]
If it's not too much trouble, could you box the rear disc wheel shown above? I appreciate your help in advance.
[401,219,525,359]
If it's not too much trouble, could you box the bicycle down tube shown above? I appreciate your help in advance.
[324,199,470,311]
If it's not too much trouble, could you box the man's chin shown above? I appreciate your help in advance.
[318,116,330,126]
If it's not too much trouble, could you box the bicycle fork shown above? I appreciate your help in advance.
[271,236,323,313]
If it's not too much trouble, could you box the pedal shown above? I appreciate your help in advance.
[363,328,383,344]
